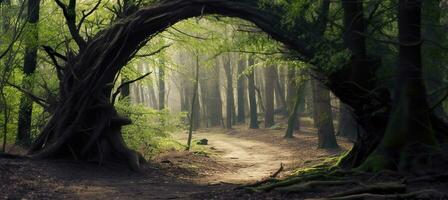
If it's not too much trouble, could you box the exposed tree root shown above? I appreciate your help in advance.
[275,180,358,193]
[323,189,446,200]
[250,174,336,192]
[406,173,448,183]
[327,182,406,198]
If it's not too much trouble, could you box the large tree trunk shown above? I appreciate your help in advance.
[264,65,275,128]
[236,57,246,123]
[360,0,438,171]
[17,0,40,146]
[422,0,446,118]
[247,57,259,129]
[334,0,388,168]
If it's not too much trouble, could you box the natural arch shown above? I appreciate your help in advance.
[27,0,448,172]
[28,0,317,171]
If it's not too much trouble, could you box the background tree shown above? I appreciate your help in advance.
[16,0,41,146]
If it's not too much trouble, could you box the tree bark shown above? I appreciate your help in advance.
[285,84,304,138]
[187,55,200,150]
[337,103,357,140]
[223,54,235,129]
[158,61,165,110]
[237,57,246,123]
[247,57,259,129]
[313,78,338,149]
[360,0,438,171]
[264,65,275,128]
[17,0,40,146]
[274,67,287,111]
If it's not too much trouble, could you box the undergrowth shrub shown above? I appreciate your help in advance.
[115,99,187,158]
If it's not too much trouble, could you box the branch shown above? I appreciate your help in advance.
[42,46,65,79]
[6,82,49,109]
[170,26,208,40]
[54,0,87,49]
[134,44,171,58]
[77,0,102,31]
[111,72,152,105]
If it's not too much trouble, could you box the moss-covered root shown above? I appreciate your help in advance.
[324,189,445,200]
[327,182,406,198]
[275,180,358,193]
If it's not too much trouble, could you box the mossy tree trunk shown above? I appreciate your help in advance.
[359,0,438,171]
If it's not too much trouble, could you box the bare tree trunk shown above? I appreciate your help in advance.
[274,66,287,110]
[223,54,235,129]
[247,57,259,129]
[207,59,223,126]
[264,65,275,128]
[158,62,165,110]
[187,54,200,150]
[17,0,40,146]
[237,57,246,123]
[285,84,304,138]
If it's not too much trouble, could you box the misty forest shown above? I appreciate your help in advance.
[1,0,448,199]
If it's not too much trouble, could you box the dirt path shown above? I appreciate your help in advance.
[167,125,352,184]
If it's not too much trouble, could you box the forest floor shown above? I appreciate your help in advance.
[2,119,446,199]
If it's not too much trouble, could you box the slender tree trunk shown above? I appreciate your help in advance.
[247,57,259,129]
[237,57,246,123]
[192,55,201,130]
[311,80,320,128]
[17,0,40,146]
[158,62,165,110]
[286,67,297,111]
[264,65,275,128]
[285,84,305,138]
[187,54,200,150]
[223,54,235,129]
[274,67,287,110]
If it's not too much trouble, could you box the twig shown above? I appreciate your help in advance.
[77,0,102,31]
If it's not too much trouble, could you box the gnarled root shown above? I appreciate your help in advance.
[323,189,446,200]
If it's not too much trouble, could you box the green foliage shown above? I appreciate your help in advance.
[115,100,187,158]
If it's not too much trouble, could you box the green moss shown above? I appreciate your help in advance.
[357,152,394,172]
